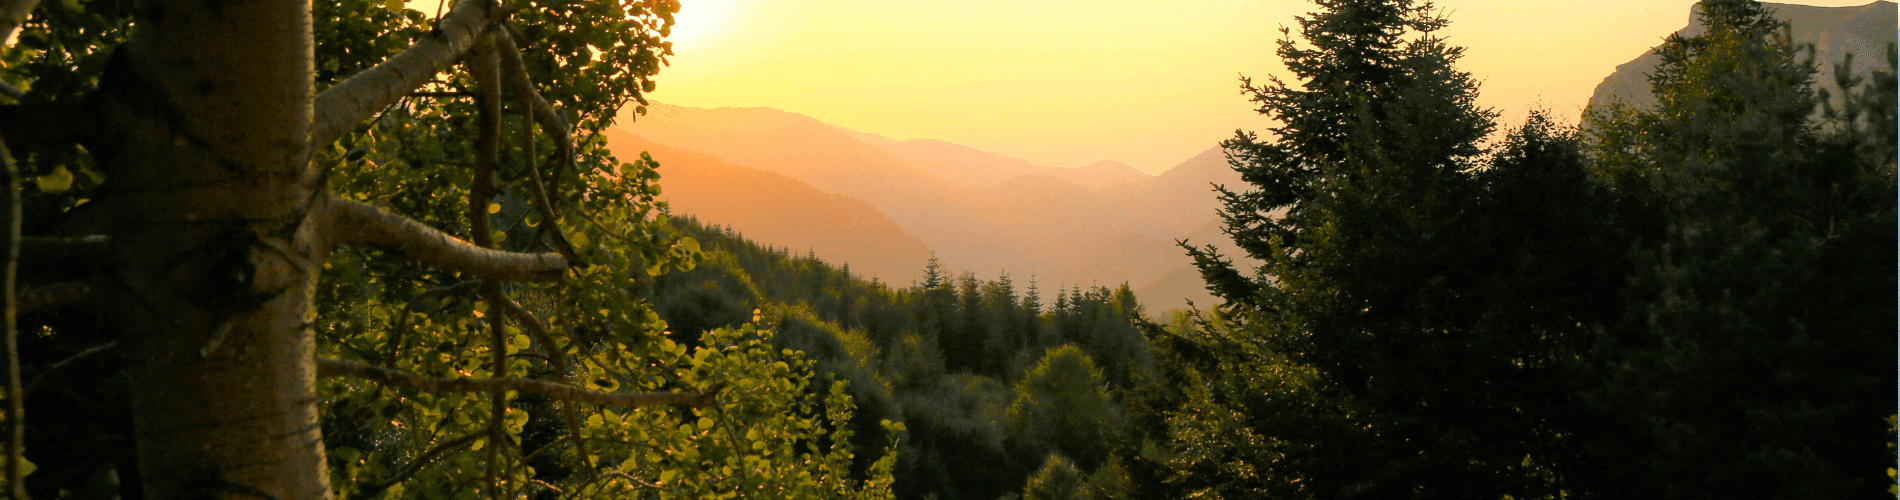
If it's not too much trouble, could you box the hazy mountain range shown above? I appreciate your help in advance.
[613,0,1893,314]
[610,103,1242,312]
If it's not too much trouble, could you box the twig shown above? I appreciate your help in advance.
[492,293,595,465]
[357,431,485,498]
[386,280,483,364]
[316,358,723,407]
[22,341,116,400]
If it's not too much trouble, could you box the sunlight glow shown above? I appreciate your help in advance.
[666,0,745,53]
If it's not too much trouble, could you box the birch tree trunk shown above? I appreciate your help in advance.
[79,0,332,497]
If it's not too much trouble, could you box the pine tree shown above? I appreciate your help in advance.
[1580,1,1897,497]
[1168,0,1618,497]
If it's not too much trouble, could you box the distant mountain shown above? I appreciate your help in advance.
[601,128,933,284]
[1587,1,1897,112]
[1054,160,1152,191]
[1104,146,1245,236]
[846,133,1046,190]
[849,131,1155,192]
[614,103,1250,312]
[617,103,1175,290]
[1132,220,1263,314]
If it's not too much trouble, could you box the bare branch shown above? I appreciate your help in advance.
[316,358,722,407]
[18,281,89,315]
[23,341,115,401]
[500,25,577,195]
[468,35,501,250]
[324,195,568,282]
[494,34,583,266]
[465,41,509,499]
[309,0,500,150]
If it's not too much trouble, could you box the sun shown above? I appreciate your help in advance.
[666,0,745,52]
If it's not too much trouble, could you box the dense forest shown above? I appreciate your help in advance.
[651,216,1153,500]
[0,0,1891,499]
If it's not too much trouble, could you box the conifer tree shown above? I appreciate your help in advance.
[1581,1,1896,496]
[1171,0,1618,497]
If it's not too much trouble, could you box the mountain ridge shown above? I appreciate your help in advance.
[1586,1,1897,113]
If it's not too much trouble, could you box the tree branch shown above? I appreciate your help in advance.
[315,358,722,407]
[309,0,502,150]
[386,281,483,364]
[491,293,593,464]
[468,35,501,250]
[22,341,115,401]
[0,117,22,500]
[494,33,583,266]
[324,195,567,282]
[19,281,90,315]
[462,40,511,499]
[500,25,577,195]
[356,431,485,498]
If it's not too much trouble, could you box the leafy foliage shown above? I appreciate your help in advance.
[4,0,902,497]
[651,218,1156,500]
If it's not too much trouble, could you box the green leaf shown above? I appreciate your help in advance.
[37,166,73,193]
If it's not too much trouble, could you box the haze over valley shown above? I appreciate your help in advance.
[610,1,1892,315]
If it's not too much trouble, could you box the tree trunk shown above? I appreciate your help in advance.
[75,0,333,497]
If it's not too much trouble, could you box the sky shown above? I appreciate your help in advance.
[635,0,1881,174]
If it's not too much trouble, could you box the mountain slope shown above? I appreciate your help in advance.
[603,128,933,284]
[1052,160,1152,191]
[618,103,1193,293]
[849,131,1156,192]
[1103,146,1244,236]
[1587,1,1897,112]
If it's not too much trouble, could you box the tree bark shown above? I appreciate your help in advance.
[85,0,331,498]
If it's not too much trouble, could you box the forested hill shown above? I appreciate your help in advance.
[648,216,1156,500]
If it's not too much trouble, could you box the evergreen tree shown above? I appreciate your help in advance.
[1580,1,1897,497]
[1006,346,1125,472]
[1169,0,1620,497]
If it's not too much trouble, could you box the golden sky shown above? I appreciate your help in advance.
[640,0,1879,174]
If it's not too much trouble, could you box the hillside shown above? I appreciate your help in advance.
[616,103,1236,304]
[651,217,1154,500]
[1587,1,1897,112]
[602,128,933,284]
[1103,146,1244,236]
